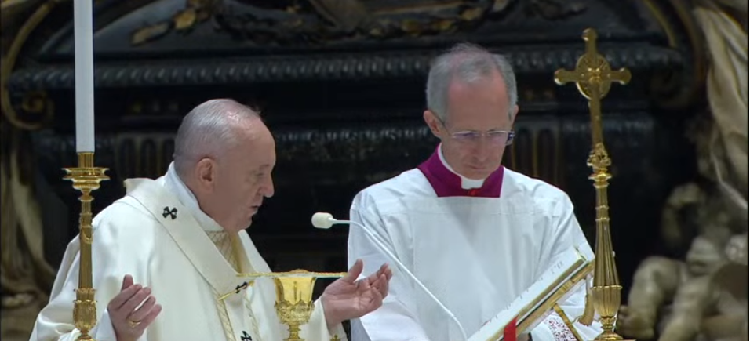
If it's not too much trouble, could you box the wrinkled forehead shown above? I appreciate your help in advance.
[226,121,276,164]
[232,116,272,141]
[448,69,507,92]
[444,77,512,128]
[447,72,510,106]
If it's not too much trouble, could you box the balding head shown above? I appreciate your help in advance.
[426,43,517,121]
[173,99,261,177]
[172,99,276,233]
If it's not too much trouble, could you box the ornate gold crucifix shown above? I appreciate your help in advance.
[554,28,632,341]
[555,28,632,146]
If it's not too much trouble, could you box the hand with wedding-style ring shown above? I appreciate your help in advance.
[107,275,162,341]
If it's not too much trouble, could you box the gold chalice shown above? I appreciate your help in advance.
[237,270,346,341]
[275,270,317,341]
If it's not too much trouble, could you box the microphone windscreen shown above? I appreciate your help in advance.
[311,212,334,229]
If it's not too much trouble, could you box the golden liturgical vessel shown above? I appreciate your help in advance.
[554,28,633,341]
[65,152,109,340]
[238,270,347,341]
[275,270,317,341]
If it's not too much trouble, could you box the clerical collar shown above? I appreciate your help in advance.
[438,144,485,189]
[164,163,224,231]
[417,145,504,198]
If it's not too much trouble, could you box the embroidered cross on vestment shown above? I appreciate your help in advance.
[162,206,177,219]
[235,281,249,294]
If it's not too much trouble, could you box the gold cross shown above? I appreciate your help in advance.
[554,28,631,146]
[553,29,632,341]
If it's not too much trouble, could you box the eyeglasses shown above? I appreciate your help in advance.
[437,119,515,146]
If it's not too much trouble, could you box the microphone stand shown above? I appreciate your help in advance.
[315,213,469,341]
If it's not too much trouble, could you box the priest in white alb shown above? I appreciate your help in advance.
[31,99,392,341]
[347,43,604,341]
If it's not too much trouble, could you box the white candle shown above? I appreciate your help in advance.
[74,0,95,152]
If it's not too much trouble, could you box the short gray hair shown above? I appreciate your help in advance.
[173,99,260,176]
[426,43,518,122]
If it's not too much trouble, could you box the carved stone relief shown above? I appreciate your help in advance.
[130,0,588,45]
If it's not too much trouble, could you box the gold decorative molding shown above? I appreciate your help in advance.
[1,0,56,130]
[640,0,708,109]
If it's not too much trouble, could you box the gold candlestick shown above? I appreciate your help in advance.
[554,28,631,341]
[63,152,109,340]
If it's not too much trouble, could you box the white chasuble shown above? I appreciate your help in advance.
[347,146,603,341]
[30,174,346,341]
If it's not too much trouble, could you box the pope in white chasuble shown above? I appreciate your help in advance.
[30,99,392,341]
[347,43,604,341]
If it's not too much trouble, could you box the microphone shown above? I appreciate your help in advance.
[311,212,469,341]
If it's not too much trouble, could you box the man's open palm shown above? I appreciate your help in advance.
[321,259,392,327]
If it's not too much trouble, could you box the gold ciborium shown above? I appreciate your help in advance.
[237,270,346,341]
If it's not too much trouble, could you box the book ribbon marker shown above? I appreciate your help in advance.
[503,317,518,341]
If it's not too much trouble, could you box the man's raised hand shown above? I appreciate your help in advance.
[321,260,392,328]
[107,275,162,341]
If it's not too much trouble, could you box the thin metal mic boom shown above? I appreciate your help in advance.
[312,212,468,340]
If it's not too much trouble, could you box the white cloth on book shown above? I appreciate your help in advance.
[347,145,603,341]
[30,164,347,341]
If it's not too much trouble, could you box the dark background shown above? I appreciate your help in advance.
[4,0,709,337]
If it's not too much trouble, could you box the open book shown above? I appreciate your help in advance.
[468,247,593,341]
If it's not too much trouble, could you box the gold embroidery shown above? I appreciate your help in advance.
[206,231,241,271]
[209,230,263,340]
[214,289,239,341]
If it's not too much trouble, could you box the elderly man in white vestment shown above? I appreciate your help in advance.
[31,99,392,341]
[347,43,604,341]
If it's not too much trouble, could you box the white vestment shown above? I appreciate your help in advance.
[347,149,603,341]
[30,166,346,341]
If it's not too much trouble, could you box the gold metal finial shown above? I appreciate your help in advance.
[554,28,630,341]
[63,152,109,340]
